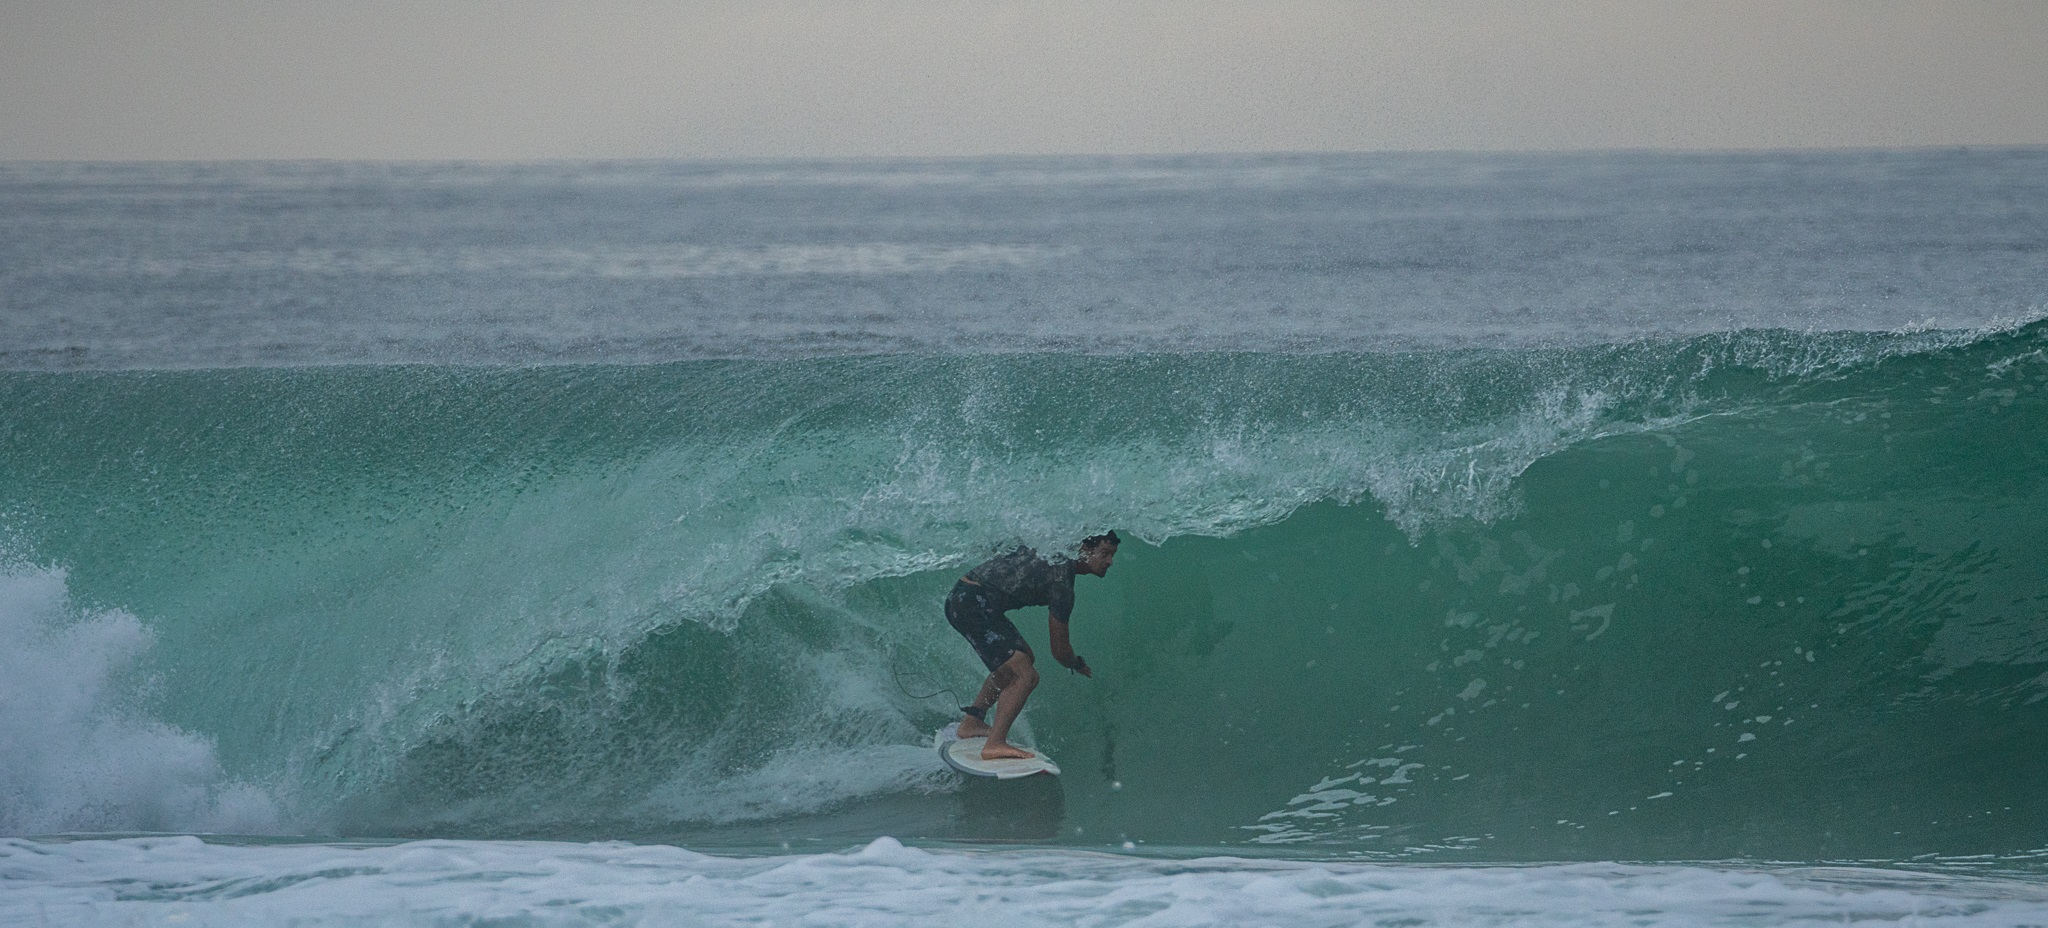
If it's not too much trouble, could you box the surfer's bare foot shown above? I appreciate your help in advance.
[980,741,1035,761]
[958,717,993,738]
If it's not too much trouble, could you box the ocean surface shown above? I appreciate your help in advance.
[3,150,2047,925]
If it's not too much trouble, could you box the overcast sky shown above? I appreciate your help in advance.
[3,0,2045,160]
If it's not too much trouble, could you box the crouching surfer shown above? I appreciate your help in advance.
[946,531,1118,760]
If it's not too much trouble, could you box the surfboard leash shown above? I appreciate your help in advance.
[886,644,965,706]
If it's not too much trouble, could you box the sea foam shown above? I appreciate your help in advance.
[0,562,277,835]
[6,835,2048,928]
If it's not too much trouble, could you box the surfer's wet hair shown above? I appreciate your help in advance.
[1081,531,1119,551]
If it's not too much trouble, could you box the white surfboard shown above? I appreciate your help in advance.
[935,723,1061,778]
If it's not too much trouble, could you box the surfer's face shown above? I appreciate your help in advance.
[1078,543,1117,577]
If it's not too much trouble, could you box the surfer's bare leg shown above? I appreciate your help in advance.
[958,673,1002,738]
[981,650,1039,760]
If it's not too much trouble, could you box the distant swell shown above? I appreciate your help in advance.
[2,319,2046,859]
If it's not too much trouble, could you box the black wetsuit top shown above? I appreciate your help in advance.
[962,546,1078,623]
[945,547,1077,671]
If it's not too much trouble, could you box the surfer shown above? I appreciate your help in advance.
[947,532,1118,760]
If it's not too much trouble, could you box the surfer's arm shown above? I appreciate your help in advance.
[1048,616,1091,677]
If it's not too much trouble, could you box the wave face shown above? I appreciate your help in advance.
[3,320,2047,860]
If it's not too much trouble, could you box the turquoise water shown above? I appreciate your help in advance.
[4,152,2048,925]
[6,322,2046,862]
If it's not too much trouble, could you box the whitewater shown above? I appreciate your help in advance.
[3,150,2046,926]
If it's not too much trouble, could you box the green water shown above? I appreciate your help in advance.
[3,322,2046,859]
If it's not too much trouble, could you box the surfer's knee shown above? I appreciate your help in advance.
[998,651,1038,689]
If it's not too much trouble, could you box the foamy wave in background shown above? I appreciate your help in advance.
[0,563,278,835]
[36,242,1071,280]
[9,150,2044,369]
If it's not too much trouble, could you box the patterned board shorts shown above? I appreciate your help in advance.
[945,580,1030,672]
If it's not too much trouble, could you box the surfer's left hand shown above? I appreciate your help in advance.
[1069,656,1092,677]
